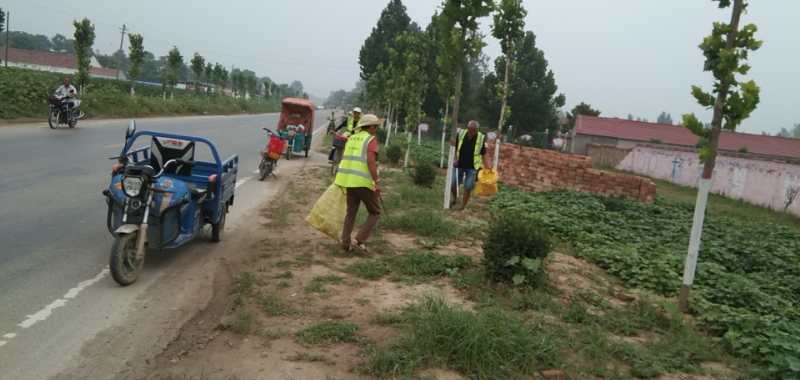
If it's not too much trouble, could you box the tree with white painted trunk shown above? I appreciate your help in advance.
[678,0,761,313]
[437,0,494,209]
[490,0,525,171]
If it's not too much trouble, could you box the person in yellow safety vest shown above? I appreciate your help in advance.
[450,120,490,210]
[335,114,382,253]
[344,107,362,136]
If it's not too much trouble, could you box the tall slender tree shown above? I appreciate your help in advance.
[0,8,5,34]
[204,63,213,93]
[190,53,205,91]
[127,33,144,96]
[438,0,494,209]
[72,18,96,91]
[678,0,761,312]
[359,0,411,82]
[165,46,183,97]
[490,0,526,169]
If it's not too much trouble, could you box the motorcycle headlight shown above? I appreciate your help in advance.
[122,176,144,197]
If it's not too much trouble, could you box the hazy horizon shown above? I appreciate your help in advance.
[3,0,797,135]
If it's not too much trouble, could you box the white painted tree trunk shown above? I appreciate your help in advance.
[680,178,712,300]
[403,132,412,168]
[417,127,421,145]
[385,105,393,148]
[440,127,446,169]
[443,147,456,209]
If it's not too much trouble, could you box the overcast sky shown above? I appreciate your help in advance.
[5,0,797,134]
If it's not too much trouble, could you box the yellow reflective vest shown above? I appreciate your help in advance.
[334,131,375,190]
[457,129,485,170]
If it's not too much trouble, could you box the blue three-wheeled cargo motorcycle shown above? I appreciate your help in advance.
[103,121,238,285]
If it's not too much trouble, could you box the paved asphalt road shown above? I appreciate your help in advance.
[0,112,331,379]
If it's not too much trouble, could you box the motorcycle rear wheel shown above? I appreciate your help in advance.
[211,205,227,243]
[110,233,144,286]
[258,158,273,181]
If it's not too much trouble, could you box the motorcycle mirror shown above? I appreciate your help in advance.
[126,120,137,139]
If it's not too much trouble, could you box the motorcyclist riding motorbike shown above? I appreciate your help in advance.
[55,77,78,110]
[49,77,81,128]
[328,107,361,162]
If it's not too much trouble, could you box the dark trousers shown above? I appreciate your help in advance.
[341,187,381,245]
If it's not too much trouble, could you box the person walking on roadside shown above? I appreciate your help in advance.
[335,114,382,252]
[450,120,490,210]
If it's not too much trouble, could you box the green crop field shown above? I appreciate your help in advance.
[490,189,800,377]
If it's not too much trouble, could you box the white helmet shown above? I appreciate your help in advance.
[353,107,362,114]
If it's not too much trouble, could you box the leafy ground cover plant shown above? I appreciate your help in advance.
[483,212,552,286]
[490,189,800,377]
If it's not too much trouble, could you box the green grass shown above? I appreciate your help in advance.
[304,274,345,294]
[344,250,472,283]
[257,293,295,316]
[652,177,800,229]
[231,272,256,306]
[382,209,460,240]
[225,310,254,335]
[344,260,391,280]
[285,352,333,364]
[362,297,561,379]
[295,322,361,346]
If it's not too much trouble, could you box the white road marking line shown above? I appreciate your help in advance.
[18,269,109,330]
[3,333,17,339]
[235,177,251,189]
[0,341,6,347]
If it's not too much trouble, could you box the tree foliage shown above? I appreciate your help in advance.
[72,18,96,89]
[682,0,761,161]
[566,102,600,130]
[657,112,674,125]
[127,33,144,82]
[165,46,183,92]
[777,123,800,139]
[190,53,205,87]
[390,30,429,129]
[359,0,412,82]
[0,8,4,34]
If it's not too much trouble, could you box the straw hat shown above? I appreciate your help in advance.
[357,114,382,128]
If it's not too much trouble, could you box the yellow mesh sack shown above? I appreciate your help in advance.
[475,169,499,197]
[306,184,347,241]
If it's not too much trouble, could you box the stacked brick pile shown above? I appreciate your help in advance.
[490,142,656,202]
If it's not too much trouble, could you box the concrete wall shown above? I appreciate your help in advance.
[617,145,800,215]
[492,142,656,202]
[586,144,631,168]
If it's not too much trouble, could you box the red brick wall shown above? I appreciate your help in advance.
[491,142,656,202]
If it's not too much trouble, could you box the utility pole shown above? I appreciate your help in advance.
[116,24,126,80]
[4,10,9,68]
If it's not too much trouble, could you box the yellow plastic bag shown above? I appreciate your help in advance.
[474,169,499,197]
[306,184,347,241]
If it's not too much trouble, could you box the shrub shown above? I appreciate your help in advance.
[386,144,403,164]
[411,162,436,188]
[483,213,552,286]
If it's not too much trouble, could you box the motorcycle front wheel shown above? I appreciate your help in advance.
[48,111,58,129]
[110,233,144,286]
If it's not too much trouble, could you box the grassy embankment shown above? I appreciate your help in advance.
[0,67,279,121]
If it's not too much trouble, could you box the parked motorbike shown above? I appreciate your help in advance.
[258,127,285,180]
[48,94,82,128]
[103,121,239,286]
